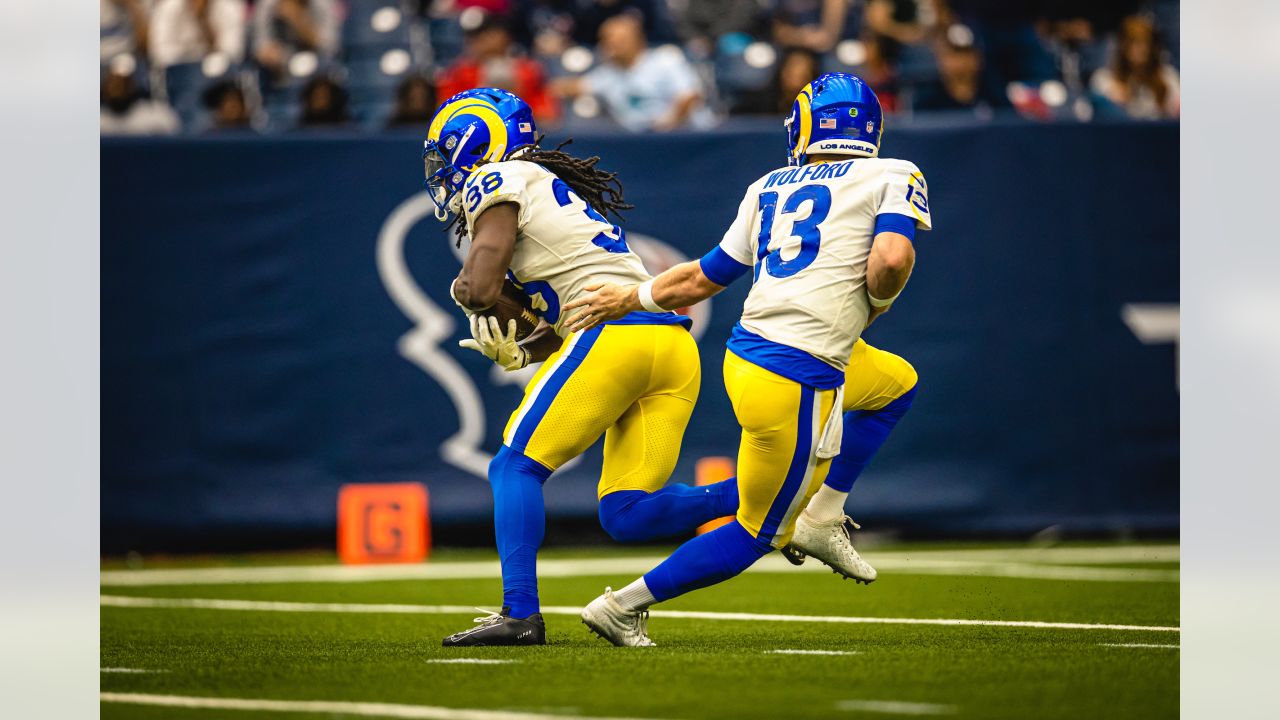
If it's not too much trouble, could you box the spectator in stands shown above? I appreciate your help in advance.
[913,26,1007,114]
[572,0,678,47]
[726,45,818,116]
[514,1,577,58]
[100,66,180,135]
[253,0,340,78]
[387,75,437,129]
[863,0,927,71]
[864,0,926,47]
[1090,15,1179,120]
[859,33,901,113]
[776,47,821,113]
[772,0,848,54]
[298,75,350,127]
[436,11,559,123]
[149,0,247,68]
[101,0,151,62]
[203,79,253,131]
[554,13,712,132]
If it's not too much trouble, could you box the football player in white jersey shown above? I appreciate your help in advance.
[563,73,931,646]
[426,89,743,647]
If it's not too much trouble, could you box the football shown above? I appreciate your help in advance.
[488,279,540,340]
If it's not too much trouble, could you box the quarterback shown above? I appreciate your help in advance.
[425,89,744,646]
[563,73,931,645]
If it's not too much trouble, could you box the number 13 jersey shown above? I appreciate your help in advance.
[714,157,932,386]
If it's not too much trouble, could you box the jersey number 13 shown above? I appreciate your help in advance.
[754,184,832,280]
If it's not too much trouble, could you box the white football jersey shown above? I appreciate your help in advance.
[717,157,932,378]
[461,160,665,338]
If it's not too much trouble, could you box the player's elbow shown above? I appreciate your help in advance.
[882,247,915,274]
[872,236,916,276]
[453,275,499,311]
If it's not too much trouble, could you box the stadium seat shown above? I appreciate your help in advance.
[896,44,940,86]
[429,17,465,66]
[344,0,411,46]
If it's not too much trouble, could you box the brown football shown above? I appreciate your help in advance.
[487,279,540,340]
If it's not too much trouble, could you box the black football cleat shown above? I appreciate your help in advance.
[442,607,546,647]
[780,544,808,566]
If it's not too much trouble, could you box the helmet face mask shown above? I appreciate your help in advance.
[785,73,883,167]
[421,88,537,220]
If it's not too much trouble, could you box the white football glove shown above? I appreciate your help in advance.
[459,315,530,372]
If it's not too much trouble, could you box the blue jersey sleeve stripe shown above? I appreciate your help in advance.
[874,212,918,242]
[699,246,751,286]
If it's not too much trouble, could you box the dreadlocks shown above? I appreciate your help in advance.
[449,137,633,246]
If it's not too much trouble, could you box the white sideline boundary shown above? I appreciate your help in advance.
[100,595,1180,633]
[99,693,659,720]
[100,545,1179,587]
[766,649,861,656]
[1099,643,1180,649]
[836,699,956,715]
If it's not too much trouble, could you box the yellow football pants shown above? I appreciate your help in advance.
[725,339,916,548]
[843,338,918,412]
[724,350,839,548]
[502,323,701,497]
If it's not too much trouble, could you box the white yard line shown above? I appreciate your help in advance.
[99,693,659,720]
[101,668,167,674]
[836,699,957,715]
[1098,643,1180,649]
[426,659,519,665]
[766,649,861,656]
[100,546,1179,588]
[101,595,1180,633]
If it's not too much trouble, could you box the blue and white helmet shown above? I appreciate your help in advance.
[423,88,537,217]
[785,72,883,167]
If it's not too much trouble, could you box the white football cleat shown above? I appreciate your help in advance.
[581,588,656,647]
[785,512,878,584]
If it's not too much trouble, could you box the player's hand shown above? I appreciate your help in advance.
[562,283,634,333]
[458,315,530,371]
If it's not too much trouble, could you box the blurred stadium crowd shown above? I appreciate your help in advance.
[100,0,1180,135]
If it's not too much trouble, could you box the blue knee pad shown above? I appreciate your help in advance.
[825,385,918,493]
[642,520,773,602]
[598,479,739,543]
[488,445,553,618]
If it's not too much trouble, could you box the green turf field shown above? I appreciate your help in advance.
[100,542,1179,719]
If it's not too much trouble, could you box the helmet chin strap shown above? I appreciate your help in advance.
[434,204,449,222]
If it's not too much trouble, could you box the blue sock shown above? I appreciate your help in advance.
[825,385,917,493]
[642,520,773,602]
[488,445,553,618]
[598,479,739,543]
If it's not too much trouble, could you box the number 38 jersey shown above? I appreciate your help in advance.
[461,160,685,337]
[712,157,932,387]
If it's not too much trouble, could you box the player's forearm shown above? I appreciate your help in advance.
[866,231,915,304]
[650,260,723,310]
[518,322,564,363]
[456,203,519,311]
